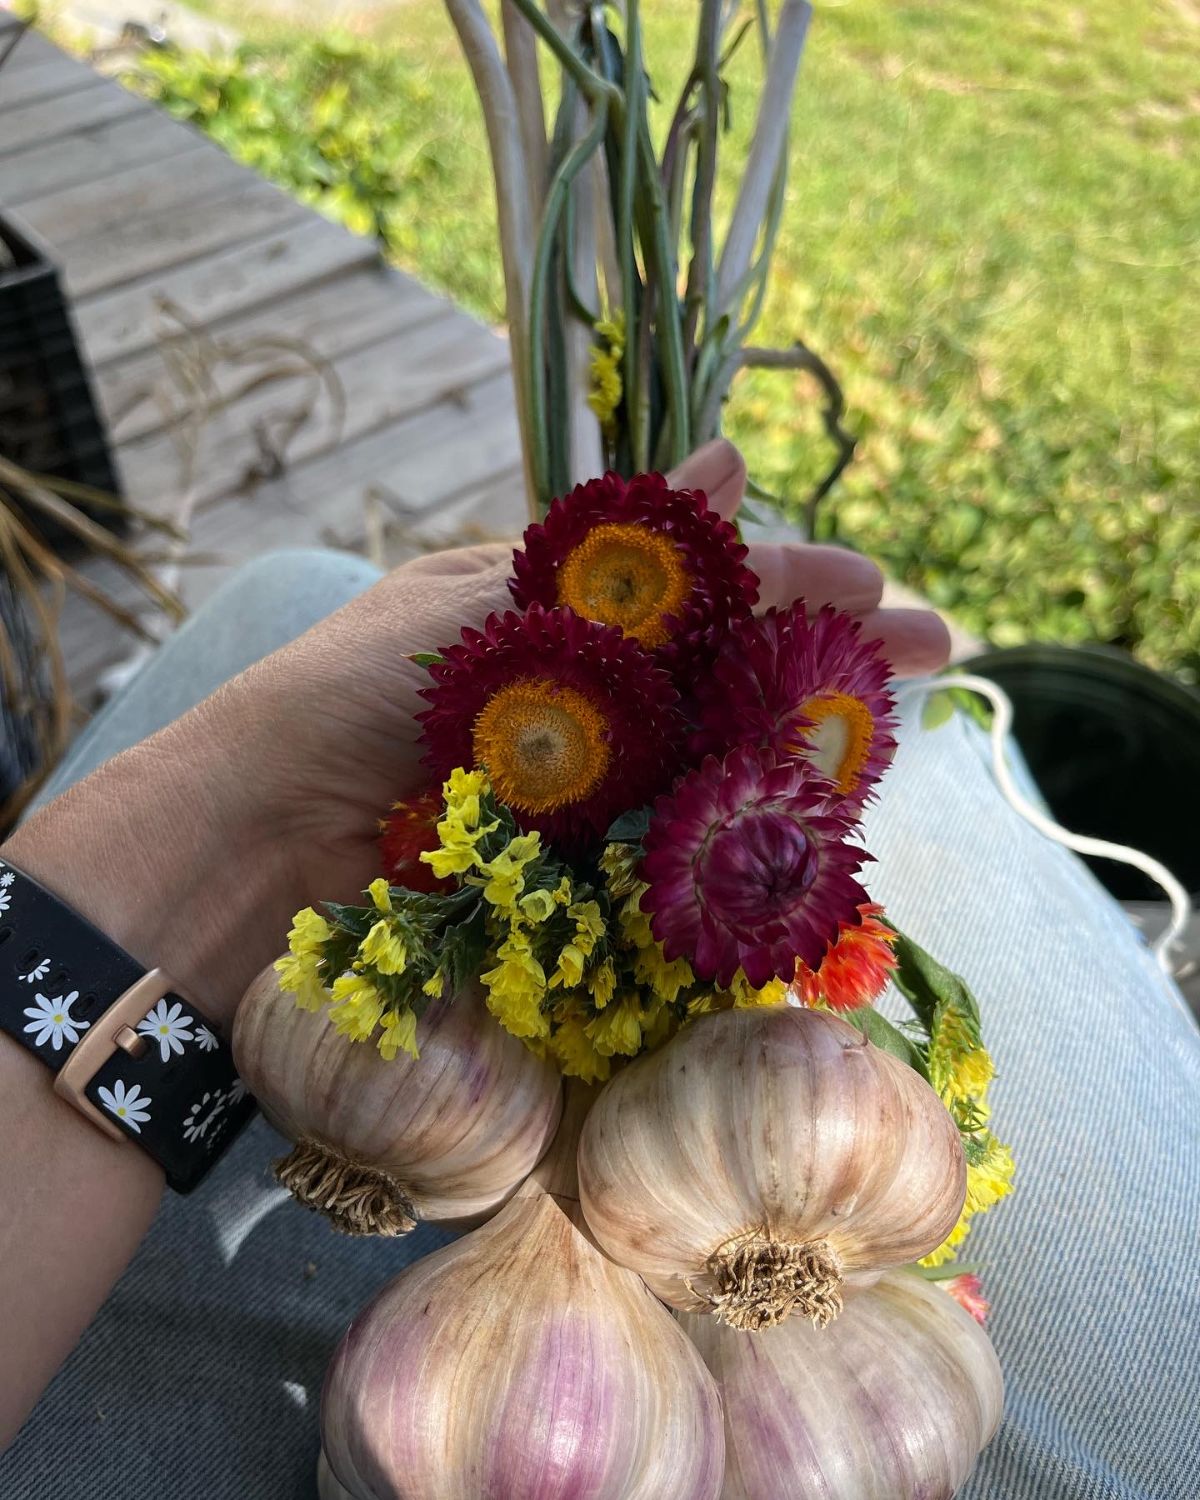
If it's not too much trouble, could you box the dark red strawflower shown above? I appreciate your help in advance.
[417,605,682,848]
[693,601,897,807]
[378,789,448,893]
[510,471,758,668]
[640,745,870,988]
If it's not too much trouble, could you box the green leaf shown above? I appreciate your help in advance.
[605,807,652,843]
[843,1006,931,1081]
[407,651,443,670]
[921,689,956,731]
[889,928,982,1040]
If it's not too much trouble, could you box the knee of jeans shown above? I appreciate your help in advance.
[208,549,383,619]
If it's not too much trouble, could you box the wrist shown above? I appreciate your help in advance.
[3,723,277,1030]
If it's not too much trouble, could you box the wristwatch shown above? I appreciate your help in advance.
[0,857,255,1191]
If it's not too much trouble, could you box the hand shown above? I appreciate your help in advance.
[4,440,949,1028]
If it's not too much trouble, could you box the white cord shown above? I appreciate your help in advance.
[901,674,1194,977]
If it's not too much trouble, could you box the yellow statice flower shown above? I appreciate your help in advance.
[477,833,542,910]
[616,889,655,949]
[587,312,625,438]
[600,841,641,898]
[274,951,328,1012]
[569,900,606,947]
[920,1130,1015,1268]
[633,943,695,1005]
[687,990,719,1017]
[725,971,789,1009]
[586,994,646,1057]
[377,1006,419,1062]
[553,943,588,989]
[276,906,333,1010]
[422,969,446,999]
[328,972,385,1042]
[587,958,617,1009]
[549,1014,612,1083]
[287,906,332,956]
[359,919,408,976]
[367,877,393,913]
[481,928,549,1040]
[422,767,498,879]
[928,1005,989,1099]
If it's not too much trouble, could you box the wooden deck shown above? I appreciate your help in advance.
[0,27,527,703]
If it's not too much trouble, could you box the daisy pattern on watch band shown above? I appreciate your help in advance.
[137,999,195,1062]
[22,991,89,1051]
[97,1080,153,1134]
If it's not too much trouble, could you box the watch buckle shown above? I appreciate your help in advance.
[54,968,181,1143]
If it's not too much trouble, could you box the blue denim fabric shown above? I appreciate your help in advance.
[3,551,1197,1499]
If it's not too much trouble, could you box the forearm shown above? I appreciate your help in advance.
[0,724,278,1446]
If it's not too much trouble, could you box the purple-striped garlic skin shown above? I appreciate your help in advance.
[233,967,562,1233]
[578,1007,966,1328]
[682,1270,1003,1499]
[321,1180,726,1500]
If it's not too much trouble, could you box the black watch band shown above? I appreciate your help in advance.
[0,857,255,1192]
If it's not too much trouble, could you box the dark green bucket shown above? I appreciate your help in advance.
[962,645,1200,904]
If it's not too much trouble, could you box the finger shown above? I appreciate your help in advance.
[856,607,952,677]
[667,438,746,521]
[749,542,884,616]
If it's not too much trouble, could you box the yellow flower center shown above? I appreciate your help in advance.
[556,522,689,647]
[473,679,611,814]
[790,692,876,794]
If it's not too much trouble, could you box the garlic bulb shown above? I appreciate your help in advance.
[577,1006,965,1328]
[317,1450,355,1500]
[320,1086,726,1500]
[681,1269,1003,1498]
[233,965,561,1235]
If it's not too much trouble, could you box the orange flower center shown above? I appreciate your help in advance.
[788,691,876,794]
[556,522,690,647]
[473,679,611,814]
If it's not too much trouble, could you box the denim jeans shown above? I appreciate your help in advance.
[2,551,1197,1499]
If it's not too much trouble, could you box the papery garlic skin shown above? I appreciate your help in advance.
[320,1118,725,1500]
[578,1006,965,1327]
[681,1270,1004,1499]
[233,966,561,1234]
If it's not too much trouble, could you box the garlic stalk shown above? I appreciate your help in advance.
[320,1084,726,1500]
[232,965,562,1235]
[578,1006,965,1328]
[681,1269,1004,1499]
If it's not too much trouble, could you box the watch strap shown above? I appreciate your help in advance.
[0,857,255,1192]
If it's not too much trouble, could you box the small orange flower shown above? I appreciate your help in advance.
[793,902,897,1011]
[943,1272,989,1326]
[378,790,448,893]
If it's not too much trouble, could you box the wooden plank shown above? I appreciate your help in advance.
[97,264,453,447]
[56,368,522,695]
[0,53,108,112]
[0,75,145,157]
[13,138,217,247]
[114,305,511,518]
[61,177,311,298]
[74,217,381,367]
[0,106,200,203]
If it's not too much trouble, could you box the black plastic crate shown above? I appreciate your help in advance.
[0,207,125,545]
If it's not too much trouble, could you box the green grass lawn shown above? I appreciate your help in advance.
[85,1,1200,678]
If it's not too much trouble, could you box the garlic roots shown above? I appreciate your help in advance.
[577,1006,965,1327]
[682,1269,1004,1498]
[233,965,562,1235]
[320,1086,726,1500]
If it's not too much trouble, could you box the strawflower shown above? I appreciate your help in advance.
[379,790,449,893]
[510,472,757,661]
[943,1273,990,1327]
[419,605,680,846]
[641,746,870,987]
[694,601,897,805]
[794,902,898,1011]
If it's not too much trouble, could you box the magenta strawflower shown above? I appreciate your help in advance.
[510,471,758,666]
[418,605,681,847]
[640,746,870,987]
[693,601,897,806]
